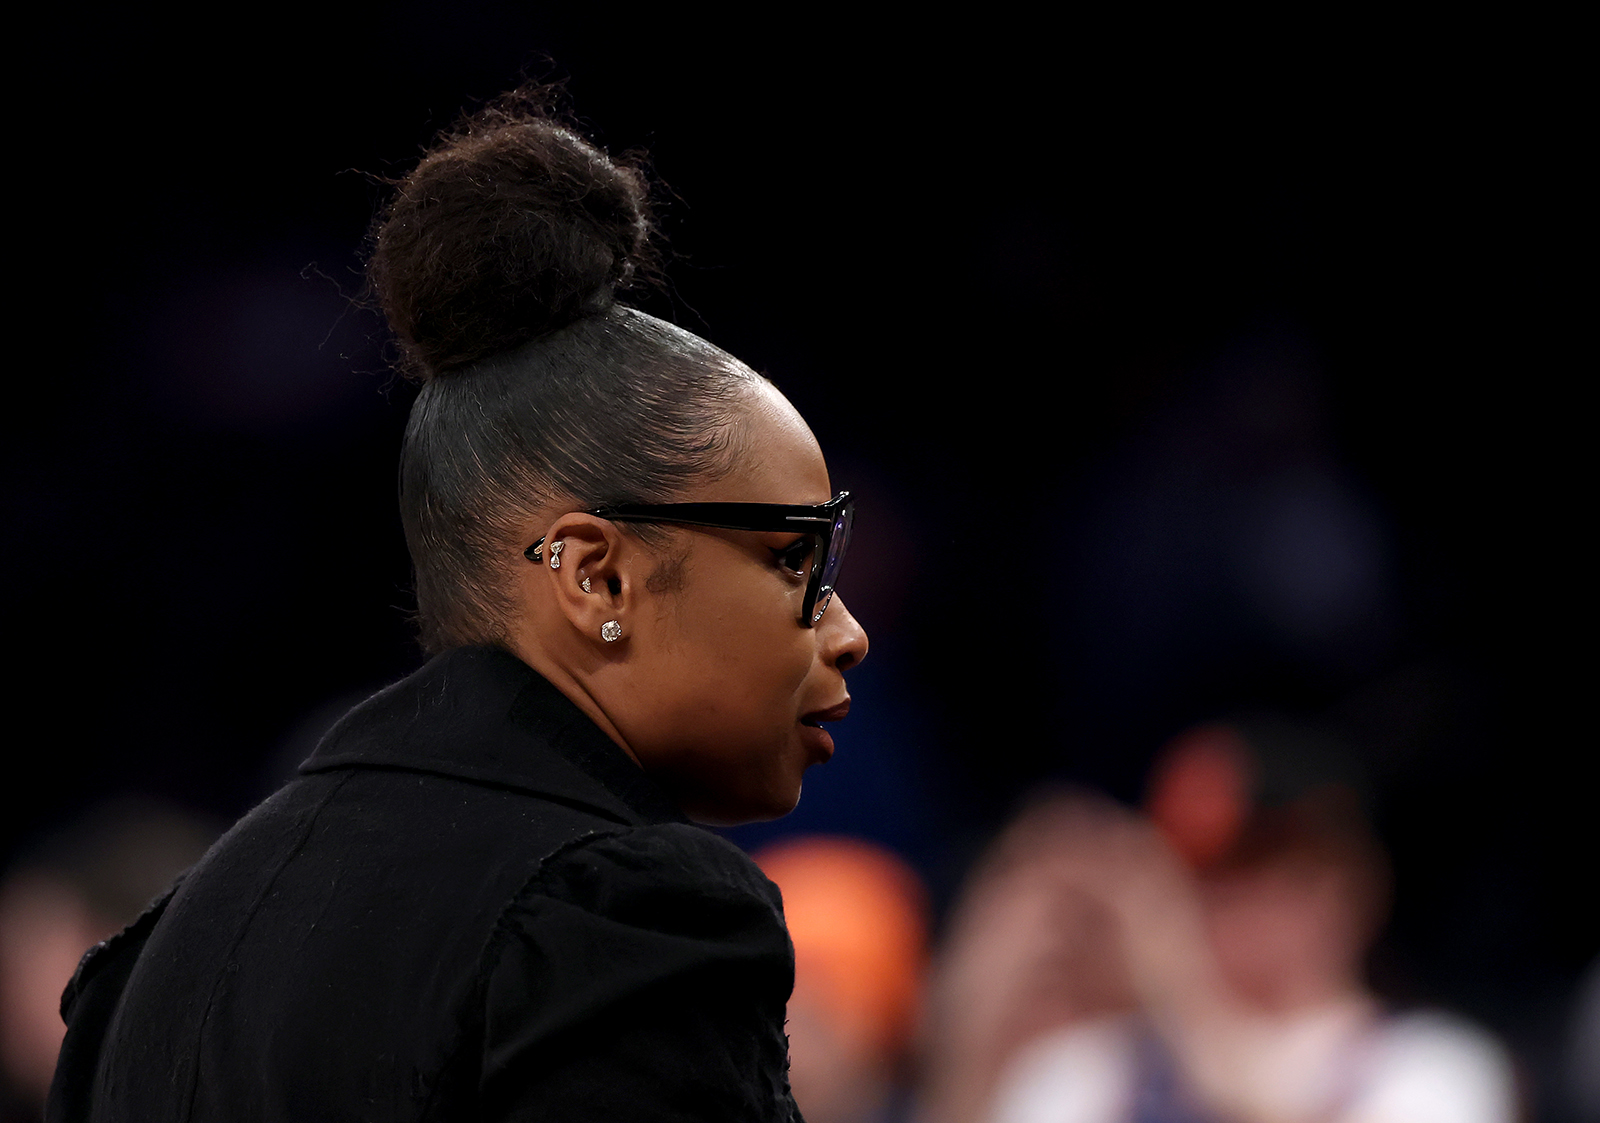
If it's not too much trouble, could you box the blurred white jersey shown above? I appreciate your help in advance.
[987,1006,1517,1123]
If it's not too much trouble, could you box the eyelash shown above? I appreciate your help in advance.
[774,538,814,577]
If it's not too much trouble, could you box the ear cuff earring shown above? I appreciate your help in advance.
[580,577,592,593]
[548,541,564,569]
[601,620,623,643]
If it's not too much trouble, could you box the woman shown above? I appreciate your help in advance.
[49,90,866,1121]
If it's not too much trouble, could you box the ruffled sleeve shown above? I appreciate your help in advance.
[479,823,803,1122]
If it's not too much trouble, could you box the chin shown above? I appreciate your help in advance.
[682,779,803,828]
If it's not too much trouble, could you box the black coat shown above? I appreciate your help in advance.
[49,646,803,1121]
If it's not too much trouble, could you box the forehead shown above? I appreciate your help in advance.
[698,379,832,505]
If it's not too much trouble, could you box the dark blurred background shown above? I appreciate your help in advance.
[3,8,1585,1118]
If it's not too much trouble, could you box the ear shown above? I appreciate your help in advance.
[536,513,644,647]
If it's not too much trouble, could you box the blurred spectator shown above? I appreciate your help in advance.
[0,797,218,1121]
[755,836,930,1123]
[918,723,1517,1123]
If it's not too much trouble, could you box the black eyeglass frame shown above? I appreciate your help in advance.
[527,491,853,627]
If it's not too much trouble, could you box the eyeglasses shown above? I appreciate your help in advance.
[528,491,854,626]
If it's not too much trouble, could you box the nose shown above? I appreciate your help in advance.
[819,594,868,673]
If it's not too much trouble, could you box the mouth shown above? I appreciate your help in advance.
[798,698,850,762]
[800,699,851,728]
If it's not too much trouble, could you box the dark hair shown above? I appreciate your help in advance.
[368,90,756,653]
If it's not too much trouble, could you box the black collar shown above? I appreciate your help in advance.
[300,645,688,827]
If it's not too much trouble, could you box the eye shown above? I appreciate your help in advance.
[773,536,816,577]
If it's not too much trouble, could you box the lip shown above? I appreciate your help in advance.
[798,698,850,762]
[798,722,836,761]
[801,699,851,725]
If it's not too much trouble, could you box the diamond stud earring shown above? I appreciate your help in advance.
[549,541,564,570]
[580,577,592,593]
[600,620,623,642]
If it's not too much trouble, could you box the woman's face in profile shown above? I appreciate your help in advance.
[614,380,869,825]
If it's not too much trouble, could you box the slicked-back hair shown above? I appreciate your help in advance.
[400,308,755,652]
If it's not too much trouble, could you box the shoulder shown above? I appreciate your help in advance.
[477,824,800,1120]
[492,822,792,1002]
[526,821,785,918]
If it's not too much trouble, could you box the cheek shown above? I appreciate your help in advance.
[641,628,815,822]
[680,591,814,749]
[676,605,812,724]
[670,564,811,700]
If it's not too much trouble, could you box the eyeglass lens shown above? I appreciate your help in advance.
[809,503,854,624]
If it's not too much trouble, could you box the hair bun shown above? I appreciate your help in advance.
[369,90,655,376]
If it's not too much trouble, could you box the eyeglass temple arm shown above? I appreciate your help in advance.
[526,497,846,561]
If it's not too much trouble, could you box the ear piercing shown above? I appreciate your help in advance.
[600,620,623,643]
[580,577,592,593]
[548,541,564,569]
